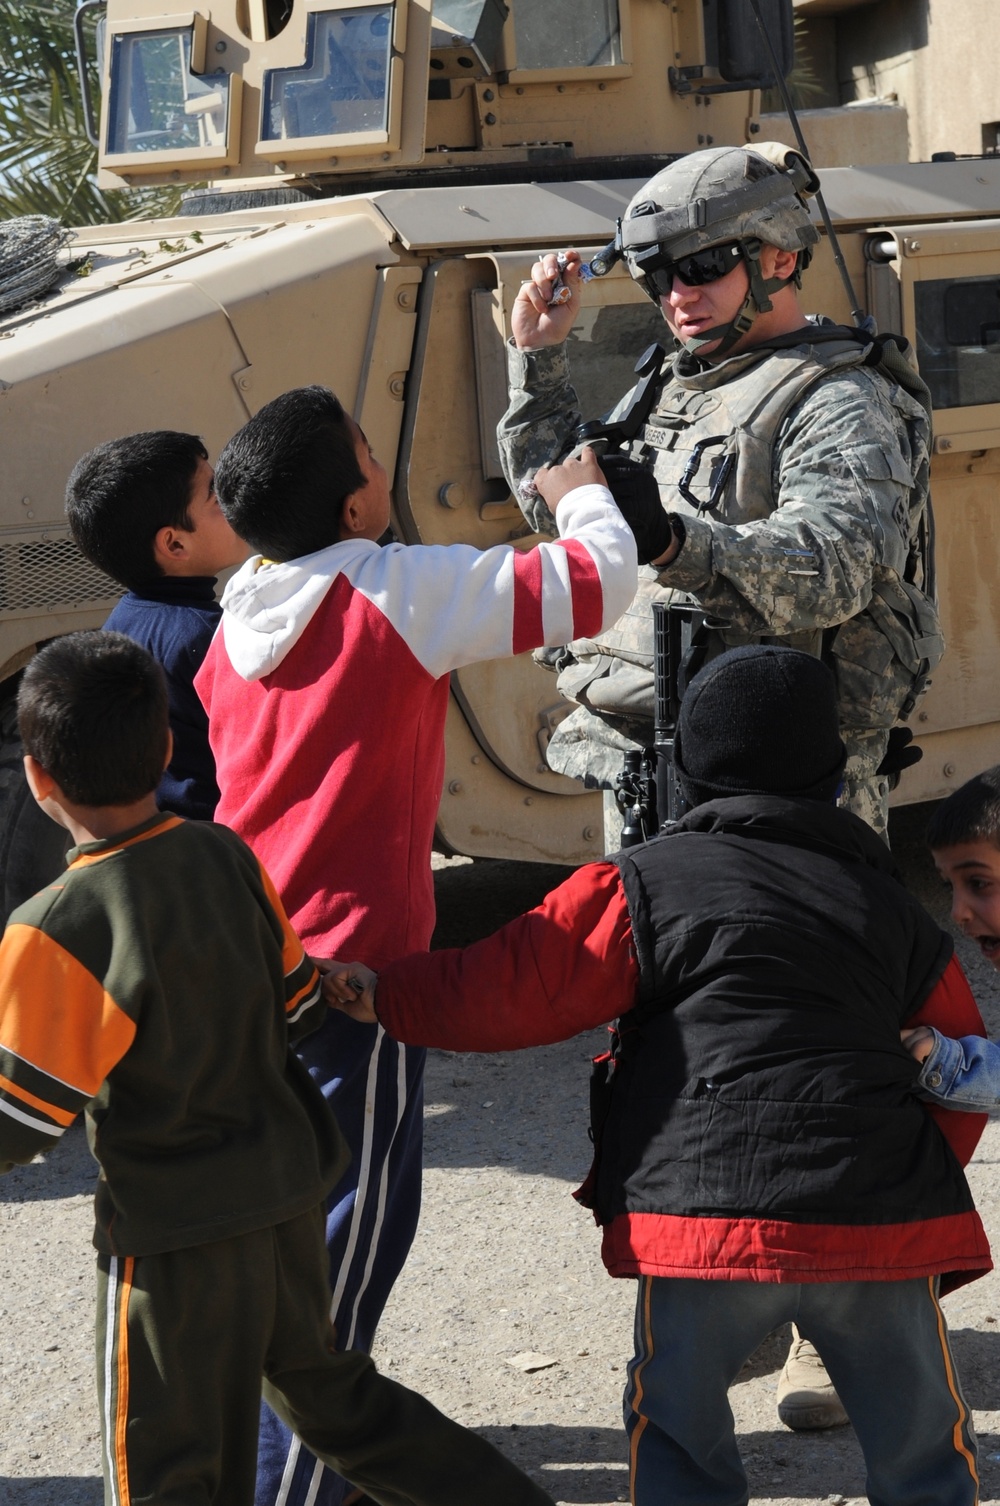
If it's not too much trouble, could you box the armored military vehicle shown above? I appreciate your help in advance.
[1,0,999,899]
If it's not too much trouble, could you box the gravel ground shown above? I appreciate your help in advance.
[2,804,1000,1504]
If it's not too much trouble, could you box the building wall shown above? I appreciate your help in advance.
[794,0,1000,163]
[759,101,909,166]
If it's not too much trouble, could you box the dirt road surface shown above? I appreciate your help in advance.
[2,806,999,1505]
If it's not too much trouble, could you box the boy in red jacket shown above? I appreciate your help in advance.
[196,384,649,1505]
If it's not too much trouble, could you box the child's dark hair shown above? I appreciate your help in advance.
[66,431,208,591]
[214,386,365,561]
[18,632,169,807]
[926,765,1000,852]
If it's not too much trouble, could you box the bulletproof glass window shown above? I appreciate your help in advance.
[106,28,232,155]
[914,277,1000,409]
[261,6,393,141]
[512,0,623,70]
[565,303,666,421]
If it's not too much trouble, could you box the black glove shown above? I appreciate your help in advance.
[877,726,923,788]
[598,454,675,566]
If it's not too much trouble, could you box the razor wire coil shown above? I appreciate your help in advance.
[0,216,73,316]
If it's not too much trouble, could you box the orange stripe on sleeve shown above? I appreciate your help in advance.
[0,1070,76,1127]
[255,859,307,979]
[286,972,320,1017]
[0,925,136,1097]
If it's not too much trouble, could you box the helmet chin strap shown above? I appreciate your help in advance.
[677,240,794,359]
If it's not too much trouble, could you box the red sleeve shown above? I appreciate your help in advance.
[376,861,637,1050]
[909,953,988,1168]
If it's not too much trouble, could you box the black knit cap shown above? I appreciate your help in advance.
[673,644,847,807]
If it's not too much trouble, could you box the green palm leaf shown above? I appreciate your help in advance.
[0,0,184,224]
[761,15,824,115]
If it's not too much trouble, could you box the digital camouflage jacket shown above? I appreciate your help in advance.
[497,322,942,829]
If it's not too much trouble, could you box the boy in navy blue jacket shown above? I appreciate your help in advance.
[66,430,248,820]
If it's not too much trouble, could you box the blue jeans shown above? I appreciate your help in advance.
[625,1275,978,1506]
[255,1013,426,1506]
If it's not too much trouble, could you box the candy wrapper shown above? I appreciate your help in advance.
[548,252,595,306]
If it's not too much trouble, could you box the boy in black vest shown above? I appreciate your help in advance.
[329,645,991,1506]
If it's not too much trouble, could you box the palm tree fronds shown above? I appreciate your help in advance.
[0,0,184,224]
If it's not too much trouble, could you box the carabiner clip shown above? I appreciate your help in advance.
[677,436,734,513]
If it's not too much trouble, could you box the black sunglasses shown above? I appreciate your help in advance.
[634,240,746,297]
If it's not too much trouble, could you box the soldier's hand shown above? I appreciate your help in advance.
[533,445,608,512]
[599,454,676,566]
[512,250,583,350]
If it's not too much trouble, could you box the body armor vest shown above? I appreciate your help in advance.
[556,329,943,735]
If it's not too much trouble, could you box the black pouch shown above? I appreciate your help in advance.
[575,1028,620,1211]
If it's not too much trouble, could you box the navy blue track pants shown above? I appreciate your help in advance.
[255,1012,426,1506]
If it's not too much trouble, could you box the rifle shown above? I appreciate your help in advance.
[571,341,666,457]
[517,341,667,521]
[614,600,691,845]
[539,338,678,843]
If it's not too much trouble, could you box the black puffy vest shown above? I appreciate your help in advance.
[589,797,973,1233]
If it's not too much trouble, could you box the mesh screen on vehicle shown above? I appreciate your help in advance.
[0,538,120,616]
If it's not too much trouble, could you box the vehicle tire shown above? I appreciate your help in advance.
[0,692,69,924]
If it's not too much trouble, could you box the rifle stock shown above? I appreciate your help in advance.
[615,600,690,846]
[653,600,686,827]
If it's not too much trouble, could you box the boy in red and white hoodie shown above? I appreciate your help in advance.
[196,384,649,1506]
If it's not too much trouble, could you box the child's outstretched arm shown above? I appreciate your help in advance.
[341,860,638,1053]
[351,474,639,681]
[902,952,988,1163]
[902,1025,1000,1111]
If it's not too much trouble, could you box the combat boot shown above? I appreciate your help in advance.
[776,1327,849,1430]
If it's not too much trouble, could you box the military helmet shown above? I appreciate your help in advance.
[619,143,820,355]
[623,144,819,269]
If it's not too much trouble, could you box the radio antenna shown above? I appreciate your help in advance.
[746,0,868,329]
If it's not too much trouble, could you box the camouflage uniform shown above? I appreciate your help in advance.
[498,324,940,839]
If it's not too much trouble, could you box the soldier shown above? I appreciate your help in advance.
[498,143,943,1432]
[498,143,941,846]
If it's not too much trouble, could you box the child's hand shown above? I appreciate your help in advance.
[316,959,378,1023]
[901,1025,936,1063]
[534,446,608,513]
